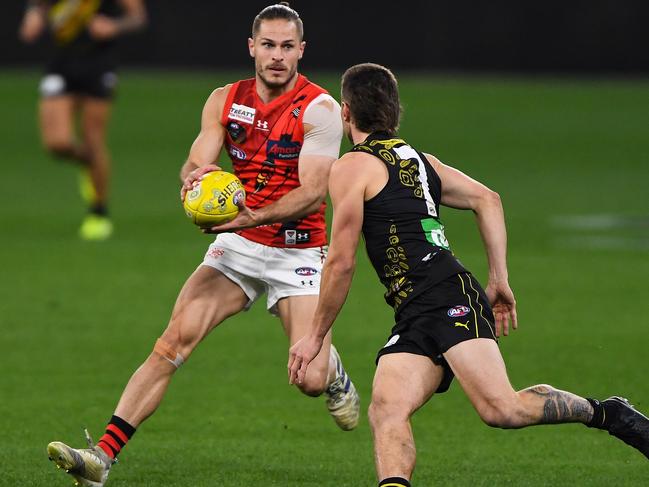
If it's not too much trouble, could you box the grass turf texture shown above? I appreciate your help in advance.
[1,70,648,486]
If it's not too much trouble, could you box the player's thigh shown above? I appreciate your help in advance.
[276,295,332,369]
[371,352,444,417]
[39,96,76,147]
[443,338,517,413]
[161,265,248,358]
[80,97,112,147]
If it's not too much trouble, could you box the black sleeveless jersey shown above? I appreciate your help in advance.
[46,0,121,75]
[352,132,466,312]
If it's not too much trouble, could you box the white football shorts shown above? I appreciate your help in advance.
[201,233,327,314]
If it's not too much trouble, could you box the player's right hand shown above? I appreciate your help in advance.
[180,163,221,202]
[288,333,324,386]
[485,280,518,337]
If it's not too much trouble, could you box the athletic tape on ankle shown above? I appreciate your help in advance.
[154,339,185,368]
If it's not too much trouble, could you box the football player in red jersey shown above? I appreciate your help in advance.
[46,4,359,486]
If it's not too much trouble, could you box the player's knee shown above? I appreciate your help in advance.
[44,139,74,159]
[296,368,328,397]
[477,397,522,429]
[368,392,411,429]
[153,336,186,369]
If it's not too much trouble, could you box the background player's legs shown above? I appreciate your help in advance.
[444,338,593,428]
[114,265,248,427]
[369,353,443,483]
[39,96,89,162]
[277,295,333,396]
[80,97,112,209]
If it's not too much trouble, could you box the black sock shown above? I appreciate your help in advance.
[379,477,411,487]
[90,204,108,217]
[586,398,606,429]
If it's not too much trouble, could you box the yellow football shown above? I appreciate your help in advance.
[183,170,245,227]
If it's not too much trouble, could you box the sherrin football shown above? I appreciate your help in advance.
[183,170,246,227]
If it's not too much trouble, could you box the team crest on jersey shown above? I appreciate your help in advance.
[447,305,471,318]
[255,160,276,192]
[229,103,256,125]
[227,122,246,144]
[267,134,302,161]
[228,145,247,160]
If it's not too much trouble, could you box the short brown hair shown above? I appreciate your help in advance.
[252,3,304,40]
[341,63,401,136]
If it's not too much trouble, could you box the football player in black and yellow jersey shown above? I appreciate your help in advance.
[288,63,649,487]
[19,0,146,240]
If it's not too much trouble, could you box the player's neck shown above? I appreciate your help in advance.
[350,126,370,145]
[255,72,299,104]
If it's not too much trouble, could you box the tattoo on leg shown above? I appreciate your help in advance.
[522,384,594,424]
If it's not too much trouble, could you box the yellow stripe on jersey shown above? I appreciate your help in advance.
[49,0,101,44]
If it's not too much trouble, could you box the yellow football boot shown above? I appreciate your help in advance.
[47,430,113,487]
[79,214,113,241]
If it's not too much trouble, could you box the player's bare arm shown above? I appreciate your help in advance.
[208,96,342,232]
[179,85,231,200]
[19,1,47,43]
[426,153,517,336]
[288,153,368,385]
[88,0,147,41]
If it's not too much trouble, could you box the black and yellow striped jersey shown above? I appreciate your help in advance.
[47,0,119,45]
[352,132,466,311]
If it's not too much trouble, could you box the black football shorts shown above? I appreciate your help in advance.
[40,71,118,100]
[376,272,497,393]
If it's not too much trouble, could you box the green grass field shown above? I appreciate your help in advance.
[1,70,648,486]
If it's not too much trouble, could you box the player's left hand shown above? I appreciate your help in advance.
[88,15,120,40]
[202,200,259,234]
[485,280,518,337]
[288,333,324,385]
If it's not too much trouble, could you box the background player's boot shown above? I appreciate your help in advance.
[598,396,649,459]
[47,429,114,486]
[79,168,97,204]
[79,214,113,241]
[325,345,360,431]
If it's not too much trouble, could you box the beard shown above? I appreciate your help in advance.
[257,63,298,90]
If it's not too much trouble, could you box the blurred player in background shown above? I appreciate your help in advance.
[46,3,359,486]
[288,63,649,487]
[19,0,147,240]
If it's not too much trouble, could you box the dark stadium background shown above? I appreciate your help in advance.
[2,0,649,73]
[1,1,648,486]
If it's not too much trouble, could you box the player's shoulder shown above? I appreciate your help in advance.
[333,150,378,171]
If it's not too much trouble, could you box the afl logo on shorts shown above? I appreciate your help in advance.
[295,267,318,276]
[447,305,471,318]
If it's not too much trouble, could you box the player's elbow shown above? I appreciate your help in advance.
[328,256,355,277]
[473,188,501,213]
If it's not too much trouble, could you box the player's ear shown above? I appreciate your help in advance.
[298,40,306,59]
[248,37,255,58]
[341,101,351,122]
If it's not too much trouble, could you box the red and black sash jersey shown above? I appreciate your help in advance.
[220,74,329,248]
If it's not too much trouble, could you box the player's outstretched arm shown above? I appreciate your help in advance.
[88,0,147,40]
[179,87,230,201]
[426,153,517,336]
[288,153,364,385]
